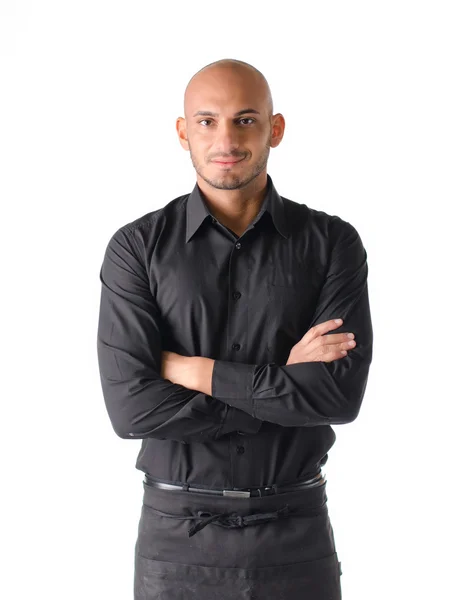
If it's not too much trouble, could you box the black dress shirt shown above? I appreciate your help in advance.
[96,174,373,488]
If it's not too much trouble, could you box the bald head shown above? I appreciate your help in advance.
[184,59,273,120]
[176,59,285,192]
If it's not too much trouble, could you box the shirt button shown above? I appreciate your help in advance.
[232,343,241,351]
[236,445,245,454]
[211,217,217,224]
[233,291,241,300]
[235,242,241,250]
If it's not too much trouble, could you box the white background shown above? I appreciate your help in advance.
[1,1,454,598]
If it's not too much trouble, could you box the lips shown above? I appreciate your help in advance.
[212,157,244,165]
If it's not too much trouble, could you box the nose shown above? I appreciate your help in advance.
[212,120,241,154]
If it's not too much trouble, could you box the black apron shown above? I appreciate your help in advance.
[134,476,342,599]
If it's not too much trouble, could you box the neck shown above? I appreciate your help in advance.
[196,171,268,236]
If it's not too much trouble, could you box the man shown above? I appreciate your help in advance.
[97,58,373,599]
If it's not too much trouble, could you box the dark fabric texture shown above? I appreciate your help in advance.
[96,173,373,489]
[134,478,342,599]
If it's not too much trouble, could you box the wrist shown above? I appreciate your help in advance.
[194,356,215,395]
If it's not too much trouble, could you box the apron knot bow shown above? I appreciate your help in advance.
[188,504,292,537]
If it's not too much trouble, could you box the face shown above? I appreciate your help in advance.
[177,68,284,191]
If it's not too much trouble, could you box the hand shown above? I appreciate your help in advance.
[286,319,356,365]
[161,350,197,388]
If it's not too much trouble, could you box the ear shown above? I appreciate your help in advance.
[270,113,285,149]
[176,117,189,151]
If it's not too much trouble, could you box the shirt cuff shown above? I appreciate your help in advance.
[212,360,256,416]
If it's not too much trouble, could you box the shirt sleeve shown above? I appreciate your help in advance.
[96,226,262,442]
[211,217,373,426]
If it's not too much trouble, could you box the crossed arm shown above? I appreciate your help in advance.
[97,226,262,442]
[97,218,373,441]
[160,316,357,399]
[159,351,215,396]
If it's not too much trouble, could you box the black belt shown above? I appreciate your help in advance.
[143,470,325,498]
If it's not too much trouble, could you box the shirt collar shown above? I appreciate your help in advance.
[185,173,289,243]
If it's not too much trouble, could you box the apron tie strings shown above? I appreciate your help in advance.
[187,504,292,537]
[141,502,324,537]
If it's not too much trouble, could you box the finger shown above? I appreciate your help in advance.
[302,319,344,344]
[305,335,356,358]
[323,332,355,344]
[314,346,351,363]
[312,319,344,338]
[321,348,349,362]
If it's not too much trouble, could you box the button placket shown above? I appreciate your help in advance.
[229,237,246,382]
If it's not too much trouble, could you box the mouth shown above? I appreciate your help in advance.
[211,157,245,167]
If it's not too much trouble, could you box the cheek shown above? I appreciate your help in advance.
[190,139,212,159]
[189,147,207,166]
[249,133,269,152]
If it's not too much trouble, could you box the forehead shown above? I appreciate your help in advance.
[184,68,267,117]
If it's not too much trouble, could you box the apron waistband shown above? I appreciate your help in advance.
[143,501,328,537]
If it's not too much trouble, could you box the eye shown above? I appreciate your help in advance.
[199,119,213,126]
[238,118,255,125]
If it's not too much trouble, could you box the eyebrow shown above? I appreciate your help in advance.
[192,108,261,118]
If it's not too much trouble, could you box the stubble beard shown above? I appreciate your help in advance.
[189,139,271,191]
